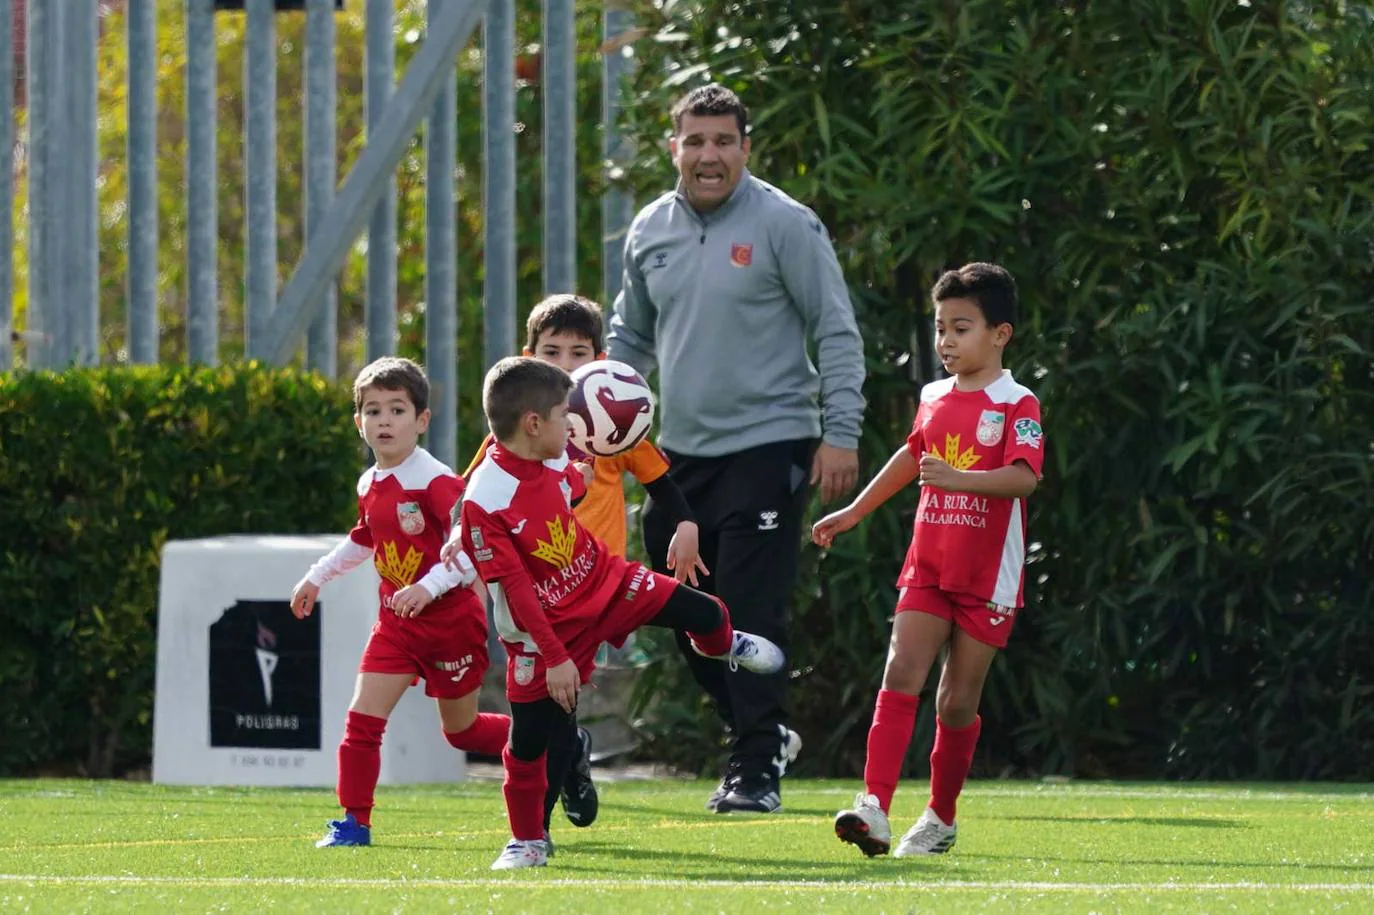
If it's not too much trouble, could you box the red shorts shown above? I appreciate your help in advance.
[504,561,679,703]
[358,596,491,700]
[896,586,1018,649]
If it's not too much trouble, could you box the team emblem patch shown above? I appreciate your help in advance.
[514,655,536,686]
[397,501,425,535]
[976,410,1005,446]
[470,526,484,549]
[730,243,753,267]
[1013,418,1043,449]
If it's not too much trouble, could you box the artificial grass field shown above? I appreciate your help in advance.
[2,778,1371,913]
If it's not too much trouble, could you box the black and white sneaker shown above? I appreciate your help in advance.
[705,761,745,812]
[559,727,598,828]
[715,773,782,814]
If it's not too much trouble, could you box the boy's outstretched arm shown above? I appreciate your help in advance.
[812,445,919,548]
[641,471,708,585]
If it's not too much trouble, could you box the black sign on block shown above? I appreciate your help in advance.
[208,599,322,750]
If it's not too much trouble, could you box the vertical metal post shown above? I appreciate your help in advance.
[425,0,457,466]
[0,0,13,370]
[45,1,72,365]
[305,0,338,377]
[127,0,159,363]
[244,0,277,360]
[25,0,49,367]
[482,0,515,368]
[541,0,575,295]
[73,0,99,365]
[186,0,218,364]
[601,4,634,304]
[365,0,396,361]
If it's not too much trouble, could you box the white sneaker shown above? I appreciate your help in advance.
[893,807,957,856]
[490,838,549,870]
[834,792,892,857]
[776,727,802,777]
[695,630,784,674]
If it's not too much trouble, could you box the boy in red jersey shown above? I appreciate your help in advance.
[813,263,1043,858]
[450,357,784,869]
[461,294,708,834]
[290,357,510,847]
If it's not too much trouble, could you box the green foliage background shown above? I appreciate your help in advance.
[0,366,357,776]
[618,0,1374,781]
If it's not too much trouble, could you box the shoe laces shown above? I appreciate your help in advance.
[728,634,756,672]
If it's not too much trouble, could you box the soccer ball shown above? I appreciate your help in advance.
[567,360,656,458]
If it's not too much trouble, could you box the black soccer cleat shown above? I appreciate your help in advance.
[714,773,782,814]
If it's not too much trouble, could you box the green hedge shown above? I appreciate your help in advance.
[0,365,359,776]
[620,0,1374,779]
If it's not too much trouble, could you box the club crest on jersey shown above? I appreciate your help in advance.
[397,501,425,535]
[1013,418,1044,449]
[514,655,536,686]
[559,478,574,508]
[976,410,1005,446]
[730,243,753,267]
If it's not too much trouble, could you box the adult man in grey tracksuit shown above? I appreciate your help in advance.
[607,84,866,813]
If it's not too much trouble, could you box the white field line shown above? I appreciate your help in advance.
[1,874,1373,894]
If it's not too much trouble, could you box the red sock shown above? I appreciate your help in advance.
[337,711,387,827]
[862,689,919,813]
[502,746,548,841]
[687,596,734,658]
[928,715,981,825]
[444,713,511,757]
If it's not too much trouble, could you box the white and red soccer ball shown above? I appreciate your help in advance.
[567,360,656,458]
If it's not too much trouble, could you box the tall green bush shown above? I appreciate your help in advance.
[0,366,358,776]
[619,0,1374,779]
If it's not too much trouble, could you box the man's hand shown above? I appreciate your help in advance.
[290,577,320,619]
[546,659,580,713]
[918,453,963,491]
[666,521,709,587]
[390,583,435,618]
[811,443,860,504]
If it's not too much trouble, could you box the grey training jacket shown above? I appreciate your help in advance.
[606,172,866,458]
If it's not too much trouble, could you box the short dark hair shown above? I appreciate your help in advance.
[353,356,429,413]
[525,294,604,353]
[671,83,748,138]
[482,356,573,442]
[931,262,1019,327]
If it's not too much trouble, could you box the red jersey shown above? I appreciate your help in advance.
[462,445,624,664]
[898,371,1044,607]
[349,447,477,620]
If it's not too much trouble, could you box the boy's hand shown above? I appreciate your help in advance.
[290,577,320,619]
[666,521,709,587]
[440,535,465,570]
[390,583,434,618]
[546,660,580,713]
[918,454,963,491]
[573,460,595,487]
[811,507,860,548]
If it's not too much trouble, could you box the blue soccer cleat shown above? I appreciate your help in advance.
[316,812,371,847]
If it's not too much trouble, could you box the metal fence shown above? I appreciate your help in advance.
[0,0,637,468]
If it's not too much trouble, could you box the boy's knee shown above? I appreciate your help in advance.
[934,687,979,727]
[880,656,925,695]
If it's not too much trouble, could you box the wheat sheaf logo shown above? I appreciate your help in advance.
[930,433,982,471]
[376,541,423,589]
[531,517,578,568]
